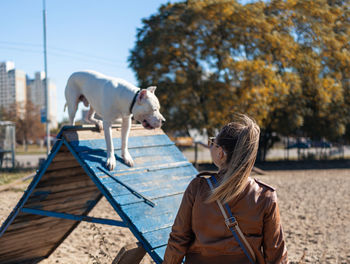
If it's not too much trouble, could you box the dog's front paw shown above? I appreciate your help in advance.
[122,152,134,167]
[106,155,117,171]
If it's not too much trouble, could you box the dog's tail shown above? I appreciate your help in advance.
[64,102,67,112]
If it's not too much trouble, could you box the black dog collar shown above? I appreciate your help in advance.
[129,89,141,114]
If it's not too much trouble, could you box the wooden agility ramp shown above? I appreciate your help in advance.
[0,125,198,264]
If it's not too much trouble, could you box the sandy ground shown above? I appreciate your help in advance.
[1,169,349,264]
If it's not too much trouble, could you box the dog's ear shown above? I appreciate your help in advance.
[138,89,148,103]
[147,86,157,93]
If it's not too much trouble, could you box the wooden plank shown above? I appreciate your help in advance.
[33,178,96,194]
[45,159,81,171]
[82,146,187,175]
[1,232,68,255]
[0,221,75,252]
[50,152,76,162]
[40,166,86,179]
[120,194,183,234]
[25,185,100,207]
[96,162,194,181]
[1,216,75,237]
[62,126,164,142]
[1,230,75,256]
[143,226,172,250]
[29,183,98,200]
[99,164,196,184]
[101,165,195,194]
[0,246,50,264]
[30,203,97,215]
[24,192,100,212]
[35,172,91,188]
[111,175,192,206]
[105,170,192,196]
[0,240,57,259]
[0,257,46,264]
[0,229,73,250]
[85,155,188,176]
[7,213,47,227]
[69,134,173,153]
[25,194,96,213]
[96,161,191,181]
[6,208,90,232]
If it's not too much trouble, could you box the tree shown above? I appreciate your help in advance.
[129,0,350,161]
[289,0,349,141]
[17,101,45,147]
[0,101,45,149]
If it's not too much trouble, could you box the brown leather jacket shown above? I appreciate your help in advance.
[163,172,288,264]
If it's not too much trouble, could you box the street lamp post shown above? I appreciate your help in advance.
[43,0,50,155]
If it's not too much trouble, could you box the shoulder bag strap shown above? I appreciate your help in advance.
[206,176,256,264]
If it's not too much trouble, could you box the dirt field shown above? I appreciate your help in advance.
[1,168,349,264]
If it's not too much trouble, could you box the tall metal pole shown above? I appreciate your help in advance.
[43,0,50,155]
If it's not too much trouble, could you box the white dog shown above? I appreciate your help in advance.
[64,70,165,170]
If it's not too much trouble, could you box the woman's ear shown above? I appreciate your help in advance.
[219,148,227,164]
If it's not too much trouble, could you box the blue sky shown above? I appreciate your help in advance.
[0,0,177,122]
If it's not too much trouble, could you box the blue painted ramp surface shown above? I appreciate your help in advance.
[0,125,198,264]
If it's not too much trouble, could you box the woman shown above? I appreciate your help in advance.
[163,114,288,264]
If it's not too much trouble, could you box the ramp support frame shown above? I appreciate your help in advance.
[21,208,127,227]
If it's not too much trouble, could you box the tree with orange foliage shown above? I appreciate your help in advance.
[0,101,45,150]
[129,0,349,161]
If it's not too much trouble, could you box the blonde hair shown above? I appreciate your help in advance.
[207,114,260,204]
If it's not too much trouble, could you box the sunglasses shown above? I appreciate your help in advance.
[208,137,220,148]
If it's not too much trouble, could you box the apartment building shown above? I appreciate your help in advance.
[8,69,27,106]
[27,71,57,128]
[0,61,57,128]
[0,62,13,108]
[0,61,27,111]
[0,62,13,109]
[27,72,45,107]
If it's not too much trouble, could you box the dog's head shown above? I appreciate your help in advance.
[132,86,165,130]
